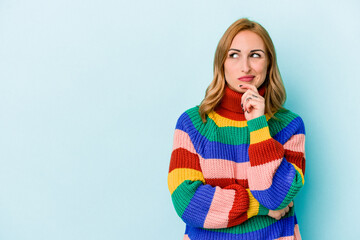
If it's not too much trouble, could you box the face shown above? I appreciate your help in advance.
[224,30,269,93]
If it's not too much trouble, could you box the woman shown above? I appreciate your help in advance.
[168,18,306,240]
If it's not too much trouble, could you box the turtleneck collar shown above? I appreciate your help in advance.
[214,84,266,121]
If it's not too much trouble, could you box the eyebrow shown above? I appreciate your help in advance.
[228,48,265,53]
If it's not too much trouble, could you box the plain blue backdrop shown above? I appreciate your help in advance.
[1,0,360,239]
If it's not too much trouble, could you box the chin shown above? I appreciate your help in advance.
[232,86,246,93]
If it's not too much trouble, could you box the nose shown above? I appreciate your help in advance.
[240,58,251,73]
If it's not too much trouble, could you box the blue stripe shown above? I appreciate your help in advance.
[176,112,250,162]
[187,215,295,239]
[202,141,250,162]
[251,159,296,210]
[182,184,215,227]
[273,117,305,145]
[176,112,305,162]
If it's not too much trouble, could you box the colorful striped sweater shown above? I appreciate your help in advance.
[167,85,306,240]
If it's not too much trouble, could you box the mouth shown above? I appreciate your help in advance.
[237,75,255,82]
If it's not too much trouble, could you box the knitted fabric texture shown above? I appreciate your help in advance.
[168,85,306,240]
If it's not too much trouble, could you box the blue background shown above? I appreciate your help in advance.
[1,0,359,239]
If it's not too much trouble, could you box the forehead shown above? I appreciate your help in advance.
[230,30,265,50]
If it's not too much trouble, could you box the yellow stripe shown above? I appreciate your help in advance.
[167,168,205,194]
[246,189,260,218]
[250,126,271,144]
[208,111,270,128]
[290,163,305,185]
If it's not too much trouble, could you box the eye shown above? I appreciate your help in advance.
[251,53,261,58]
[229,53,239,58]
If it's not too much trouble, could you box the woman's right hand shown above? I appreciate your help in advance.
[267,201,294,220]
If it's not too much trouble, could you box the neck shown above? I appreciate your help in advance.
[214,84,266,121]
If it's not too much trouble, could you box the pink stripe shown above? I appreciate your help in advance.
[274,237,293,240]
[203,186,235,228]
[183,234,191,240]
[294,224,302,240]
[199,158,250,179]
[173,129,196,154]
[284,134,305,153]
[247,158,282,191]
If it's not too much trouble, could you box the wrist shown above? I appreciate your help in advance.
[247,115,271,144]
[247,189,269,217]
[246,113,264,121]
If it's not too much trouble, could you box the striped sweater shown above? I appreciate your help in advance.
[167,85,306,240]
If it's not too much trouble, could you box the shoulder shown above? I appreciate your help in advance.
[175,106,203,131]
[271,108,306,133]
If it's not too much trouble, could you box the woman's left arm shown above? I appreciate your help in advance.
[246,114,306,211]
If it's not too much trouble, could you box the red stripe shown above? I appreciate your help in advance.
[206,178,235,188]
[248,138,284,166]
[285,149,306,174]
[168,148,201,173]
[214,108,247,121]
[224,184,249,227]
[227,213,248,228]
[205,178,249,188]
[235,179,249,188]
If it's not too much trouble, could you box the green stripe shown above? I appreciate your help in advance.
[247,115,268,132]
[258,204,269,215]
[268,110,299,137]
[186,107,249,145]
[185,107,299,145]
[171,180,202,218]
[206,207,295,234]
[275,170,304,210]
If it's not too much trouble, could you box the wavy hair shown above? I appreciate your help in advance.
[199,18,286,123]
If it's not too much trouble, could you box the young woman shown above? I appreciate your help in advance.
[168,18,306,240]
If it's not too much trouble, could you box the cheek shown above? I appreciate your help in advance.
[253,61,268,74]
[224,61,236,75]
[224,62,230,76]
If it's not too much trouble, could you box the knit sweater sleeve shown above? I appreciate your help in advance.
[168,111,269,229]
[246,113,306,210]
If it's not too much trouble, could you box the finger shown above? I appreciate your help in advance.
[284,206,290,213]
[244,97,263,106]
[240,89,257,105]
[244,98,263,113]
[273,213,281,220]
[288,201,294,208]
[241,89,263,110]
[244,98,256,113]
[239,83,259,94]
[241,89,261,101]
[241,90,263,106]
[244,98,263,112]
[281,210,286,217]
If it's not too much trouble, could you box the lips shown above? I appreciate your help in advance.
[238,75,255,82]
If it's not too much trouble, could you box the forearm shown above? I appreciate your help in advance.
[246,115,306,210]
[169,125,269,229]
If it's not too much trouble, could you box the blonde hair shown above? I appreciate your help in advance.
[199,18,286,123]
